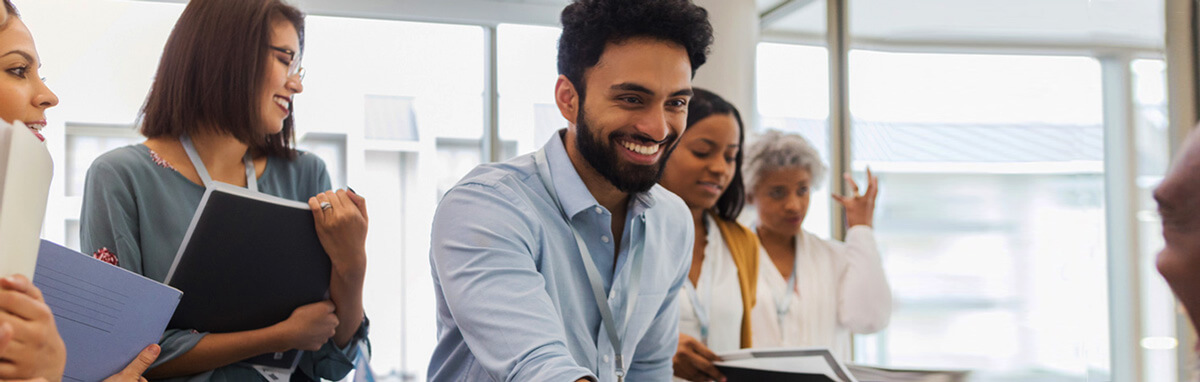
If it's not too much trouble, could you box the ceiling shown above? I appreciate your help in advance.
[140,0,1165,51]
[761,0,1163,51]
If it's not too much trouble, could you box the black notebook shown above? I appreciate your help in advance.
[714,347,858,382]
[165,182,331,368]
[715,365,837,382]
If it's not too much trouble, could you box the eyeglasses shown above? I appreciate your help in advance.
[269,46,305,81]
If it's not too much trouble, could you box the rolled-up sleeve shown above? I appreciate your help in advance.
[430,182,593,382]
[836,225,892,334]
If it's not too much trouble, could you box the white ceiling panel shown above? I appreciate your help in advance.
[764,0,1163,50]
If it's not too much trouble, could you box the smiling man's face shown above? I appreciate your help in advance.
[566,37,694,193]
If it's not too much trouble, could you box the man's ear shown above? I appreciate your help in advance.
[555,75,579,126]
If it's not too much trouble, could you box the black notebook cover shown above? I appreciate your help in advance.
[716,365,837,382]
[165,182,331,366]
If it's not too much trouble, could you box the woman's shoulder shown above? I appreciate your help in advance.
[265,149,331,196]
[89,144,159,174]
[712,215,755,240]
[274,149,328,174]
[711,214,759,259]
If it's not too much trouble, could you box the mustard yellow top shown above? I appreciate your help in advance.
[709,211,760,349]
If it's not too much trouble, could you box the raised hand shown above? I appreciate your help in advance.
[832,167,879,228]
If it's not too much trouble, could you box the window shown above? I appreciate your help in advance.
[1131,58,1176,382]
[848,51,1109,380]
[300,15,485,380]
[755,42,833,238]
[498,23,568,160]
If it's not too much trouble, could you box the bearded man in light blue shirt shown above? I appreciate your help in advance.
[427,0,714,381]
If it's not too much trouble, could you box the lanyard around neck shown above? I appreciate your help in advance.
[684,215,716,344]
[758,226,800,330]
[534,147,644,382]
[180,133,258,192]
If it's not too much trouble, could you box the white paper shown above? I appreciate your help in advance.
[0,121,52,280]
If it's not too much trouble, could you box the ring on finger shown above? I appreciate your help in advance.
[320,201,333,211]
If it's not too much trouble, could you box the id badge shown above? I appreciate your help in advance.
[252,363,295,381]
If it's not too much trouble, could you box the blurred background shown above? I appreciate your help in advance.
[20,0,1182,380]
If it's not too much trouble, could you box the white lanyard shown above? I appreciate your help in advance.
[760,227,800,331]
[683,217,715,344]
[180,133,257,192]
[534,147,644,382]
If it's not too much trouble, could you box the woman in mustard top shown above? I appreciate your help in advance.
[660,88,759,382]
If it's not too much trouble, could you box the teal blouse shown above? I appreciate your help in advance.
[80,144,367,382]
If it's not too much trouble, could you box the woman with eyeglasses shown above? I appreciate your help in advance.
[79,0,369,380]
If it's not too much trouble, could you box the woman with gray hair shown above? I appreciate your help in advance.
[745,130,891,361]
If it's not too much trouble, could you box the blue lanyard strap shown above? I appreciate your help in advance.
[180,133,258,192]
[683,280,710,344]
[684,216,714,344]
[759,227,800,330]
[535,147,643,382]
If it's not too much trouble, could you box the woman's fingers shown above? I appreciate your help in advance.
[844,172,860,196]
[346,190,369,222]
[688,338,721,362]
[831,194,847,206]
[0,290,50,322]
[103,344,159,382]
[324,190,346,211]
[681,350,723,380]
[307,196,326,225]
[0,322,12,354]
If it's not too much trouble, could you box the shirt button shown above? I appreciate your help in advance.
[602,355,610,363]
[601,235,610,243]
[595,207,603,214]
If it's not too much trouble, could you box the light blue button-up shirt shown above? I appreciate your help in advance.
[428,132,694,381]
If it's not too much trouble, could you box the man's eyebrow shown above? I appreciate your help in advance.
[610,82,654,95]
[670,88,694,97]
[609,84,695,99]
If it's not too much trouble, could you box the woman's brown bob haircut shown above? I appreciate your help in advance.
[139,0,305,158]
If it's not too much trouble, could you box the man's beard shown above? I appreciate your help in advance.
[575,107,677,193]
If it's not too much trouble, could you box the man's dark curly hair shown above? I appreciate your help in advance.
[557,0,713,96]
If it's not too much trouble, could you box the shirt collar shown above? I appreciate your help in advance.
[543,130,657,219]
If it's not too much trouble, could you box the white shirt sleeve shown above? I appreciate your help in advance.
[835,225,893,334]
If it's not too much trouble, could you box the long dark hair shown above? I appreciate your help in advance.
[686,88,746,221]
[139,0,305,159]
